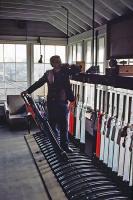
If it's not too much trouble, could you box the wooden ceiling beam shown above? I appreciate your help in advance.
[0,3,59,11]
[58,10,88,31]
[71,0,102,25]
[80,0,111,21]
[46,18,73,36]
[62,4,93,28]
[54,12,84,33]
[48,17,77,35]
[98,0,123,16]
[120,0,133,11]
[0,9,55,17]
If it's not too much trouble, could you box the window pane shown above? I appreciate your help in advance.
[0,44,3,62]
[15,82,27,92]
[4,44,15,62]
[0,89,6,101]
[16,63,27,81]
[0,44,27,101]
[72,45,76,62]
[45,45,55,63]
[68,45,72,64]
[56,46,66,63]
[98,63,104,74]
[98,37,104,62]
[34,64,44,81]
[0,82,4,88]
[6,89,18,95]
[0,63,4,81]
[34,45,44,63]
[77,43,82,61]
[16,45,26,62]
[5,81,15,89]
[117,59,128,64]
[45,63,52,71]
[86,41,91,63]
[85,63,91,71]
[5,63,15,81]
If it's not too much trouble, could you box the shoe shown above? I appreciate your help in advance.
[64,146,73,153]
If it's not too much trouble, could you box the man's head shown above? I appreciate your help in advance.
[50,55,62,69]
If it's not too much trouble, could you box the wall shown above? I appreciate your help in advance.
[0,19,67,38]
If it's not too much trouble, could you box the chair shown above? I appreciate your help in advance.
[4,95,27,128]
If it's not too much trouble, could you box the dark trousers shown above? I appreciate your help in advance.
[47,100,69,149]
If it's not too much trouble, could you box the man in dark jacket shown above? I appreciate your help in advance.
[23,55,81,152]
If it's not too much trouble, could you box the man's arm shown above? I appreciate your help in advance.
[70,64,82,75]
[61,64,81,75]
[26,72,47,94]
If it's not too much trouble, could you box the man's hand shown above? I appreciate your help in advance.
[69,101,76,109]
[21,91,28,97]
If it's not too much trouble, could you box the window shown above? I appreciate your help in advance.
[34,45,66,81]
[98,37,105,74]
[68,45,72,64]
[116,59,133,65]
[85,40,92,70]
[0,44,27,101]
[33,45,66,97]
[55,46,66,63]
[72,44,76,63]
[45,45,55,63]
[77,43,82,61]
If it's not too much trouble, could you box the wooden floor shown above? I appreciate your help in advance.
[0,124,49,200]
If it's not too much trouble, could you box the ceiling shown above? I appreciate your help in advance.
[0,0,133,37]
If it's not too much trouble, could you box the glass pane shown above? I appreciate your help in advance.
[45,45,55,63]
[5,63,15,81]
[98,63,104,74]
[5,81,27,92]
[0,44,3,62]
[0,63,4,81]
[34,64,44,81]
[77,43,82,61]
[6,88,18,95]
[55,46,66,63]
[86,41,91,63]
[5,81,15,89]
[16,45,27,62]
[98,37,105,62]
[68,45,72,64]
[0,82,4,89]
[15,82,27,92]
[85,63,91,71]
[0,89,6,101]
[16,63,27,81]
[72,45,76,62]
[4,44,15,62]
[117,59,128,64]
[45,63,52,72]
[34,45,44,63]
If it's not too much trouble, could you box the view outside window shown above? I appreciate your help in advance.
[77,43,82,61]
[117,59,133,65]
[86,40,92,70]
[72,44,76,63]
[34,45,66,81]
[0,44,27,101]
[68,45,72,64]
[98,37,105,74]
